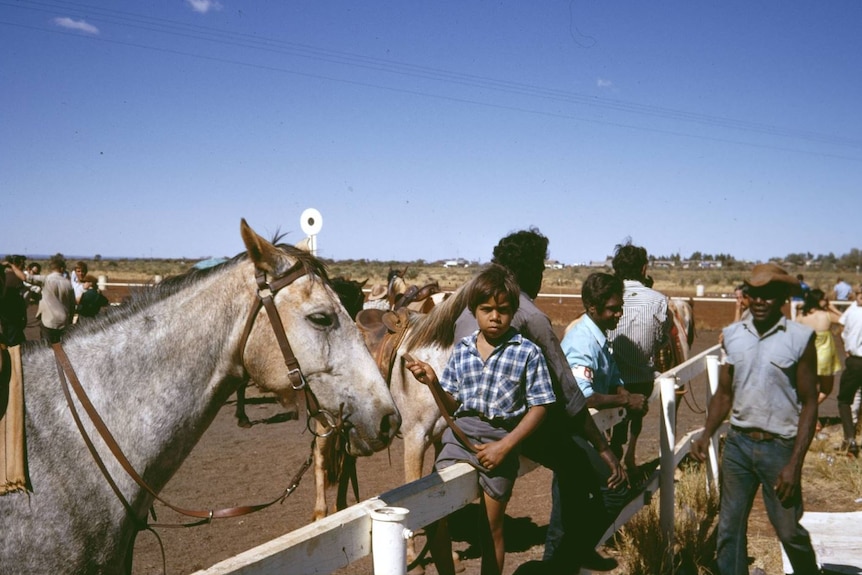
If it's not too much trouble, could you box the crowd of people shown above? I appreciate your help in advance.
[401,231,859,575]
[0,256,110,348]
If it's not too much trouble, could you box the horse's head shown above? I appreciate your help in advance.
[239,220,400,455]
[331,277,367,320]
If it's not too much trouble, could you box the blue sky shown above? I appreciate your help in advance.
[2,1,860,264]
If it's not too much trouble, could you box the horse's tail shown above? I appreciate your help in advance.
[404,280,472,351]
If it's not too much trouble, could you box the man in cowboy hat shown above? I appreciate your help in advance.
[692,263,819,575]
[362,284,390,311]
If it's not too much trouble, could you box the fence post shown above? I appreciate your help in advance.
[705,354,721,490]
[659,375,677,571]
[370,506,413,575]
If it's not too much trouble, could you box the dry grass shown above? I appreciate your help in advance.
[613,462,719,575]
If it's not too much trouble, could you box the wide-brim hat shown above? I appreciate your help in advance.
[368,284,388,301]
[744,263,801,293]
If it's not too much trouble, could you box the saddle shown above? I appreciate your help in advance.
[355,308,412,381]
[394,281,441,313]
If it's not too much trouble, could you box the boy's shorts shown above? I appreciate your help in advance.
[435,415,520,502]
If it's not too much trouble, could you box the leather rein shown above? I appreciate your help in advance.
[52,262,336,529]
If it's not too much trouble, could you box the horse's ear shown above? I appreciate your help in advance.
[240,219,278,273]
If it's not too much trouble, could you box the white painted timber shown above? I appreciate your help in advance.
[782,511,862,574]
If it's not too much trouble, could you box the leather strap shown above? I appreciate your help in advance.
[239,266,337,435]
[405,356,478,454]
[53,344,310,526]
[49,260,328,528]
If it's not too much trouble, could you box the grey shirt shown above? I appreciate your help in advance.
[37,271,75,330]
[722,315,814,439]
[454,293,588,418]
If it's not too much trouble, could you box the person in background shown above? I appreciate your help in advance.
[37,255,76,343]
[22,261,43,304]
[554,272,645,529]
[692,264,819,575]
[833,277,853,302]
[837,285,862,457]
[1,256,28,347]
[796,274,809,295]
[76,275,110,322]
[362,284,390,310]
[733,283,750,323]
[605,241,672,473]
[71,261,88,304]
[794,288,843,432]
[408,264,555,575]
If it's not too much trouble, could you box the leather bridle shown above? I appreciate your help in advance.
[238,264,339,436]
[51,260,340,531]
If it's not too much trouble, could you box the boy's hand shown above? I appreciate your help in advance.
[475,440,511,471]
[405,356,438,387]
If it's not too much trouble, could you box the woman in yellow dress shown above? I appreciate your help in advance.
[795,288,843,429]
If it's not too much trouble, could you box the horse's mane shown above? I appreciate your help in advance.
[404,279,473,350]
[68,240,331,338]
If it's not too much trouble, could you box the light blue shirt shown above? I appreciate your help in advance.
[834,280,853,301]
[560,314,624,398]
[722,316,814,439]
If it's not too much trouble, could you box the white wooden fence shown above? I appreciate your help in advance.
[190,344,724,575]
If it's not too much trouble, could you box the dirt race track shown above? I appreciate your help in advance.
[102,295,840,574]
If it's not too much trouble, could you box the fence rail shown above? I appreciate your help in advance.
[191,344,723,575]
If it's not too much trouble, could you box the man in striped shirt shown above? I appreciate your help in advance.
[607,241,673,474]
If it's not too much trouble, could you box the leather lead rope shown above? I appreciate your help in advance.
[53,344,308,526]
[404,356,479,454]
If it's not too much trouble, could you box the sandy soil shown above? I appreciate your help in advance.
[24,292,846,574]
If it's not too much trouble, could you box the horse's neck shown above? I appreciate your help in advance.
[47,270,251,490]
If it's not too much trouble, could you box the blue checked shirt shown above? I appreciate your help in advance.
[440,328,556,423]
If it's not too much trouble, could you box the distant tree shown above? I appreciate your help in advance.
[784,252,808,266]
[690,251,703,261]
[818,252,838,265]
[94,254,102,262]
[839,248,862,270]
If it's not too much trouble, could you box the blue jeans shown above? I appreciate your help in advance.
[717,429,818,575]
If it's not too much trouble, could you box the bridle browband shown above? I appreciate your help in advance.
[51,259,340,532]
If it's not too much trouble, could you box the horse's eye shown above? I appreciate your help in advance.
[308,313,334,328]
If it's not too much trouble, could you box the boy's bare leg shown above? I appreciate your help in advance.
[427,518,457,575]
[480,492,506,575]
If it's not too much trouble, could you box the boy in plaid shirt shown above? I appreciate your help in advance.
[408,264,555,575]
